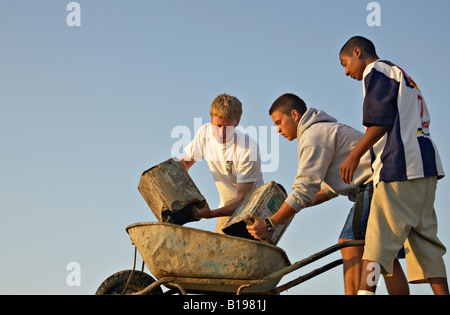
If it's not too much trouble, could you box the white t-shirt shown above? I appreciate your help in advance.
[184,123,264,232]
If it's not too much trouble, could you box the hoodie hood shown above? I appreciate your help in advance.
[297,108,338,141]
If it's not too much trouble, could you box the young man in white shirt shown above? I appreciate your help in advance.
[180,94,264,233]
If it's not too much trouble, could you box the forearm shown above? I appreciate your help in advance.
[270,202,297,228]
[210,198,244,218]
[350,125,390,160]
[210,182,254,218]
[340,125,391,185]
[246,202,297,240]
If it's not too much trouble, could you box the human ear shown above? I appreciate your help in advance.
[353,47,362,59]
[291,109,301,122]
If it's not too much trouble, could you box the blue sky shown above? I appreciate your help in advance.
[1,0,450,295]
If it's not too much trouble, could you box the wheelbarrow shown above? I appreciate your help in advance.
[96,222,364,295]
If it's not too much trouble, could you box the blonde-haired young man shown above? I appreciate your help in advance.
[180,94,264,233]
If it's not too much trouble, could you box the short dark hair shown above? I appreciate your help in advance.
[340,36,378,58]
[269,94,307,116]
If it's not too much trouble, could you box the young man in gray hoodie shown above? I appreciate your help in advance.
[247,93,408,294]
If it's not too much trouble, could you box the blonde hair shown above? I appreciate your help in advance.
[210,94,242,122]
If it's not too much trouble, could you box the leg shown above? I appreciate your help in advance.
[338,184,371,295]
[359,259,410,295]
[401,178,448,293]
[364,179,448,295]
[359,260,379,294]
[383,259,409,295]
[429,278,449,295]
[339,238,364,295]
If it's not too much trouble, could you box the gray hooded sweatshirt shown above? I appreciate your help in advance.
[285,108,373,212]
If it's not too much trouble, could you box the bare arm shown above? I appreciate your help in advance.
[180,154,196,172]
[312,189,330,206]
[247,188,336,240]
[246,201,297,240]
[194,182,255,219]
[340,125,390,185]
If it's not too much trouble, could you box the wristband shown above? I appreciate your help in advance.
[265,217,274,233]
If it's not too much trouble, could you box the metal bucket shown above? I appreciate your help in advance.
[223,181,291,245]
[138,158,205,225]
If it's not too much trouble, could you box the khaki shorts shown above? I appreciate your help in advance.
[363,177,447,283]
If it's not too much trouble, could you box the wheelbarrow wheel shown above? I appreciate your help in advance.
[96,270,163,295]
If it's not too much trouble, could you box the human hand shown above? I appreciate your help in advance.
[246,215,269,240]
[179,158,191,172]
[192,201,213,220]
[179,155,195,172]
[340,154,360,185]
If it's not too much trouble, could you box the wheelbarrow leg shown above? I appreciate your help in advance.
[167,282,187,295]
[132,277,178,295]
[236,284,251,295]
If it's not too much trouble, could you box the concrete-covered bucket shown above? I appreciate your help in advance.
[223,181,291,245]
[138,158,206,225]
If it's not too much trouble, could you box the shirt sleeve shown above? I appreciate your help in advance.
[285,144,334,212]
[363,67,400,127]
[320,182,339,200]
[184,125,207,161]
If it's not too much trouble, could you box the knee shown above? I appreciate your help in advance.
[339,238,364,258]
[339,238,352,244]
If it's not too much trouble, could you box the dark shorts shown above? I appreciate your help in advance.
[339,183,405,259]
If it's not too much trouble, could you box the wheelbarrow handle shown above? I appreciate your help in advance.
[268,259,344,294]
[263,240,365,281]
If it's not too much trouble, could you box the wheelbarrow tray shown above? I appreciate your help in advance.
[126,222,291,293]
